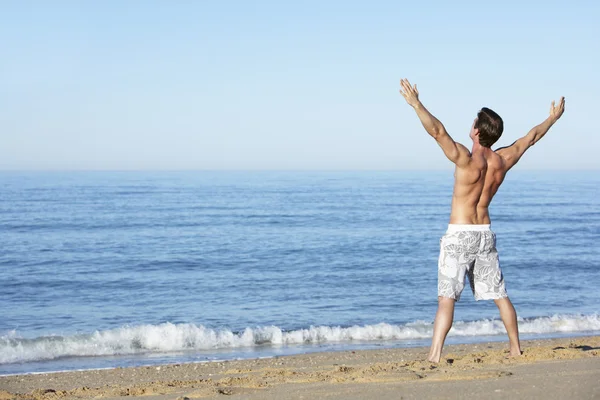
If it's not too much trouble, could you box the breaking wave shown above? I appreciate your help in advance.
[2,314,599,365]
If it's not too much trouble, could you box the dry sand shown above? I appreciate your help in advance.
[1,336,599,399]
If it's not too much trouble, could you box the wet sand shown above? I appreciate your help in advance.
[1,336,599,399]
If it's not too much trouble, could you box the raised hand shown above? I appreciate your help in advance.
[550,97,565,122]
[399,78,421,108]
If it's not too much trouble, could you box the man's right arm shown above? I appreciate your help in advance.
[496,97,565,171]
[399,79,471,167]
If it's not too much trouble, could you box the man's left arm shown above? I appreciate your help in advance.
[400,79,471,167]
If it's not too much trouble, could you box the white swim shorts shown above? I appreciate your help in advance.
[438,224,508,301]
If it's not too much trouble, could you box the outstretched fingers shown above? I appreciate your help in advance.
[400,78,418,97]
[399,78,420,107]
[552,96,565,108]
[399,79,410,97]
[401,79,413,94]
[399,82,407,98]
[549,96,566,120]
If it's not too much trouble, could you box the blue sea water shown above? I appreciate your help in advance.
[1,171,599,375]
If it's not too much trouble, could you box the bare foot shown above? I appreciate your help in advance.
[505,349,523,359]
[426,351,441,363]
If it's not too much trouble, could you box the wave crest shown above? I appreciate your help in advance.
[2,314,599,365]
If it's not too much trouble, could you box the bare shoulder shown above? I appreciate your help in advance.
[455,141,472,157]
[435,134,472,167]
[490,148,506,161]
[495,142,517,159]
[492,147,511,169]
[454,140,471,151]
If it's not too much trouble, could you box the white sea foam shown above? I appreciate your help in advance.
[2,314,599,365]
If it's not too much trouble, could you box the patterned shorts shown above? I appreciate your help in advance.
[438,224,508,301]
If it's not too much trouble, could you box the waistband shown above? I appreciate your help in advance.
[446,224,491,233]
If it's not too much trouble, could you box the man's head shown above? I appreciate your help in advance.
[470,108,503,148]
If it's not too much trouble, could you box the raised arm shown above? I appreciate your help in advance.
[399,79,471,167]
[496,97,565,171]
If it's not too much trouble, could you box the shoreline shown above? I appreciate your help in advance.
[3,330,598,378]
[4,315,600,377]
[2,335,599,399]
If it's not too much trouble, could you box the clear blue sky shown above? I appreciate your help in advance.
[1,0,598,170]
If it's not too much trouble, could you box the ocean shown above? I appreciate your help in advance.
[1,171,599,376]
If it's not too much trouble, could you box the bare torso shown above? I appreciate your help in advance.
[449,148,507,225]
[398,78,564,227]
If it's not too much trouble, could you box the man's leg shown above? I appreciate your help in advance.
[494,297,522,356]
[427,296,455,363]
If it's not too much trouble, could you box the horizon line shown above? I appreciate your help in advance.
[0,168,598,173]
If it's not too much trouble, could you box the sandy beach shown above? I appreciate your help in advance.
[1,335,599,399]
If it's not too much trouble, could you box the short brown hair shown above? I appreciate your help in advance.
[475,108,503,148]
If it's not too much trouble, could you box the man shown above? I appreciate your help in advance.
[399,79,565,362]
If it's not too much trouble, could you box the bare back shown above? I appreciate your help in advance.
[398,78,565,226]
[449,149,507,225]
